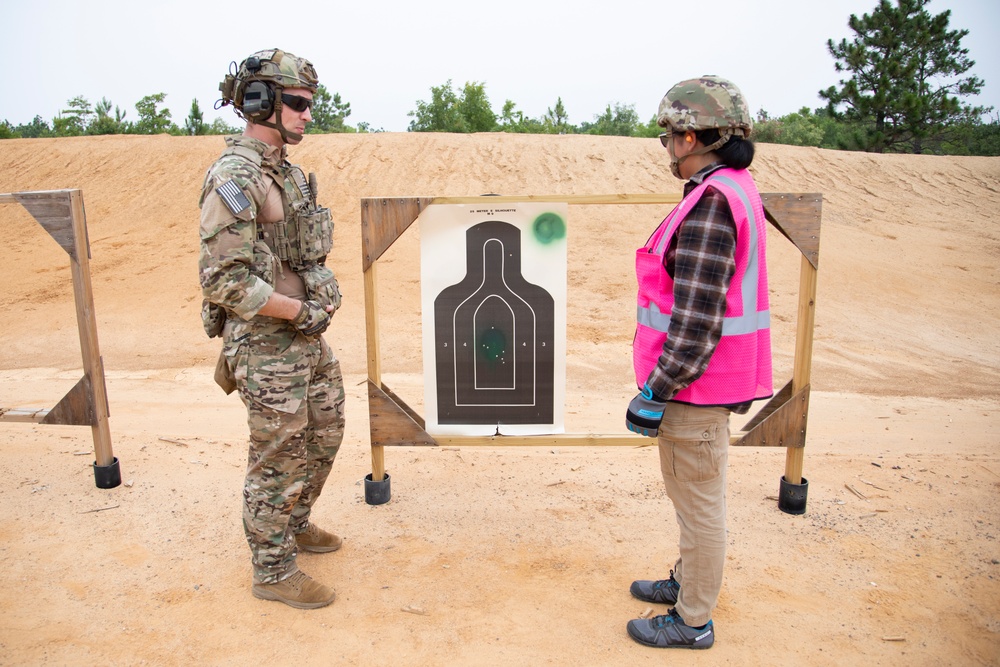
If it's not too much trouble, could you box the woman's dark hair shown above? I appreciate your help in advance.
[694,128,755,170]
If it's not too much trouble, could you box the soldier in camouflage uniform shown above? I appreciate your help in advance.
[198,48,345,610]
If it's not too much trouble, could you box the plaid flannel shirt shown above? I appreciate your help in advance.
[644,163,751,414]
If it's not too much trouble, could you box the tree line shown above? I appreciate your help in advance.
[2,0,996,155]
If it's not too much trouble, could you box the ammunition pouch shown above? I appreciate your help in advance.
[276,205,333,271]
[265,164,334,271]
[202,299,227,338]
[299,264,342,313]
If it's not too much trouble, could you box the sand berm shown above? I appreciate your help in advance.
[0,133,998,665]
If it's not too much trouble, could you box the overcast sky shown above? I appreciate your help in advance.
[4,0,998,132]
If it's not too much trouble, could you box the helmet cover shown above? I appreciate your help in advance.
[657,75,752,138]
[217,48,318,142]
[220,48,318,112]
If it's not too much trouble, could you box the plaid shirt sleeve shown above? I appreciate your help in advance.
[644,185,737,402]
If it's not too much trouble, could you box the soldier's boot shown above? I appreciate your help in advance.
[252,570,336,610]
[295,523,343,553]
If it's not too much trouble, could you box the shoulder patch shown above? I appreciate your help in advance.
[216,179,252,216]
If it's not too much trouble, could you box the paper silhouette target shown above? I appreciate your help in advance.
[420,204,567,436]
[434,220,554,423]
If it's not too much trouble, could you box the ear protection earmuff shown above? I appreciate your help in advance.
[241,81,275,122]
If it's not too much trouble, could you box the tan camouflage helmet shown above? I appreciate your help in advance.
[657,75,753,139]
[219,48,318,112]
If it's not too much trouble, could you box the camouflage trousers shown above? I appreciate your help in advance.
[223,318,345,584]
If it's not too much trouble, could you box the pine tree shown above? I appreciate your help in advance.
[89,97,128,135]
[53,96,93,136]
[820,0,988,153]
[184,99,208,136]
[308,85,353,133]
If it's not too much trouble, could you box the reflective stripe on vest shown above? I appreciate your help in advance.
[636,173,770,337]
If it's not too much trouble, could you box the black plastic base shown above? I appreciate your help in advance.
[778,475,808,515]
[93,457,122,489]
[364,472,391,505]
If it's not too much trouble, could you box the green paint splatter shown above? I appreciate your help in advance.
[479,328,507,362]
[532,212,566,245]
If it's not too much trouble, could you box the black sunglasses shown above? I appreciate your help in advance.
[658,130,673,148]
[281,93,313,113]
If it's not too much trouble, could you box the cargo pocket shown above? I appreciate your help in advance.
[660,418,724,483]
[242,328,307,415]
[223,326,251,398]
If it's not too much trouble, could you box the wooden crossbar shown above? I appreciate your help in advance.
[362,192,821,491]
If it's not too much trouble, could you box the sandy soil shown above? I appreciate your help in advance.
[0,133,998,666]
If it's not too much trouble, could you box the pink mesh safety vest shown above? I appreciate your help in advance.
[633,168,773,406]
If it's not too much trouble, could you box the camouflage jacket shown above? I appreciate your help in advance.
[198,135,289,320]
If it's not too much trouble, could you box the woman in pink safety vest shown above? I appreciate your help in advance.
[624,76,773,650]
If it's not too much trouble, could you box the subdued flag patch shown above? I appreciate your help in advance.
[216,179,251,216]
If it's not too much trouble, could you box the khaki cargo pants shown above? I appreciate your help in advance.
[656,402,731,628]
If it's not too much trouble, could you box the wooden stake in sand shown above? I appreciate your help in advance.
[0,190,119,489]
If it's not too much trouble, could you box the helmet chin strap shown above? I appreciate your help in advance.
[667,138,697,179]
[667,130,734,179]
[255,91,304,144]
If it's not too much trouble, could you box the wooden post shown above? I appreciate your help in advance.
[66,190,114,468]
[364,263,386,483]
[0,189,118,487]
[785,254,819,485]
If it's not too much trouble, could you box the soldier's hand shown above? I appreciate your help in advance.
[292,299,331,337]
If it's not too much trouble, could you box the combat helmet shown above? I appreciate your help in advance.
[656,75,752,178]
[217,48,318,142]
[657,75,752,137]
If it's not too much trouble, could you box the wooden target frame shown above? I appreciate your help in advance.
[362,192,820,499]
[0,189,118,488]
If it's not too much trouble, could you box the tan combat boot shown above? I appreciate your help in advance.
[251,570,336,609]
[295,523,343,553]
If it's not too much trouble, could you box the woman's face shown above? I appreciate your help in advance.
[662,126,697,179]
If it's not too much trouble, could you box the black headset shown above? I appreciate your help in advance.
[238,56,277,122]
[241,80,275,122]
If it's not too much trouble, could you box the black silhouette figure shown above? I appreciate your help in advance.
[434,221,555,425]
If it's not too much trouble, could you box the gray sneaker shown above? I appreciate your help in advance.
[627,608,714,649]
[629,570,680,604]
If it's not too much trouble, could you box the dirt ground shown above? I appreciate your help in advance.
[0,133,998,666]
